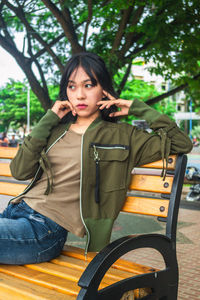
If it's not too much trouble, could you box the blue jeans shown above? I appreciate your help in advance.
[0,200,68,264]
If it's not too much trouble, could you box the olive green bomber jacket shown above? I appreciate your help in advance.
[10,99,193,253]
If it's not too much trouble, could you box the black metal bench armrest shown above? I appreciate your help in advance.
[78,233,177,292]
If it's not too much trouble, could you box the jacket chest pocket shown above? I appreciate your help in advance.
[89,143,130,199]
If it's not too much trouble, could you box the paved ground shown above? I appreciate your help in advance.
[122,204,200,300]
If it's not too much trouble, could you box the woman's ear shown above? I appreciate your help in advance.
[102,92,108,100]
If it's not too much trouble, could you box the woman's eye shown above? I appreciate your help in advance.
[85,84,93,88]
[68,85,75,90]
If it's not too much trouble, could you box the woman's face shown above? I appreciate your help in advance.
[66,66,104,122]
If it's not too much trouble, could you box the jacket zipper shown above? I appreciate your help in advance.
[90,143,129,150]
[93,145,100,204]
[80,134,90,258]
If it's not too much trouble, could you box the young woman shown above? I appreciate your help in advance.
[0,52,192,264]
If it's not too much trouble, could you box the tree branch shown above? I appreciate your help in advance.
[26,32,48,94]
[117,60,132,95]
[42,0,83,53]
[5,0,65,73]
[0,14,52,111]
[0,8,16,48]
[146,73,200,105]
[118,5,145,59]
[102,0,113,7]
[34,32,65,59]
[125,40,152,60]
[83,0,92,49]
[110,6,133,55]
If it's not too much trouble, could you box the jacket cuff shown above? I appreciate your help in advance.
[30,109,60,140]
[128,99,161,124]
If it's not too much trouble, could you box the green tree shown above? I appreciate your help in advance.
[0,80,58,130]
[0,0,199,110]
[192,125,200,140]
[114,69,161,123]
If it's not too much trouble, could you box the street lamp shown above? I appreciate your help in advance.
[27,84,30,134]
[189,98,192,139]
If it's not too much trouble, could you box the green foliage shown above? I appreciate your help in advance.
[153,100,176,120]
[0,80,59,130]
[114,70,161,124]
[191,125,200,139]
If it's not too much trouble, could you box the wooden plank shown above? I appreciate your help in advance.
[25,262,84,282]
[0,182,27,196]
[25,262,125,289]
[122,196,169,217]
[51,255,139,282]
[0,272,74,299]
[0,258,157,299]
[0,163,12,177]
[129,174,173,194]
[0,147,18,159]
[0,265,80,297]
[140,155,176,170]
[62,246,158,275]
[0,262,122,296]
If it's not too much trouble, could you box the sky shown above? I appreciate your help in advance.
[0,47,25,87]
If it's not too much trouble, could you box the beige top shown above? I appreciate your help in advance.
[22,130,85,237]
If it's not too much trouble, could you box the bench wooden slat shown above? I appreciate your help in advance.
[25,262,117,288]
[129,174,173,194]
[0,147,176,170]
[0,182,27,196]
[0,163,12,177]
[122,196,169,217]
[0,272,74,299]
[0,262,129,295]
[51,255,139,281]
[0,175,173,196]
[0,147,18,159]
[140,155,176,169]
[0,265,80,297]
[62,246,158,275]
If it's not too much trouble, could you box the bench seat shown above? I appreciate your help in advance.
[0,245,155,299]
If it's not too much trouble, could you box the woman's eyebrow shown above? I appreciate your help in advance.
[68,79,92,84]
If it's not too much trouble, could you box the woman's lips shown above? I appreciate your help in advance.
[76,104,88,109]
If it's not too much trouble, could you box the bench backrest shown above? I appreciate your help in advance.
[0,146,187,243]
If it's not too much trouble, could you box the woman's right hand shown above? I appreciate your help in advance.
[51,100,77,119]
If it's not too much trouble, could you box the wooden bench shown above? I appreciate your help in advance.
[0,146,187,299]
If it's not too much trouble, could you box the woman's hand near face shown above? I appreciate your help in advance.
[97,91,133,117]
[51,100,76,119]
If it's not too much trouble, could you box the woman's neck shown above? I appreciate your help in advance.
[69,115,99,134]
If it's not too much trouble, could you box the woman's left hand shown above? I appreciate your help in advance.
[97,91,133,117]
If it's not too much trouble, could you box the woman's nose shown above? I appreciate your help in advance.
[77,87,85,99]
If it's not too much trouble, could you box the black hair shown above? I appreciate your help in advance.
[59,52,119,123]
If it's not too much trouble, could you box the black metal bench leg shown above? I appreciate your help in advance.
[167,284,178,300]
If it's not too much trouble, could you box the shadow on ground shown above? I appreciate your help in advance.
[67,212,194,248]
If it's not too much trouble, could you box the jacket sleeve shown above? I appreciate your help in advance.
[10,110,60,180]
[129,99,193,168]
